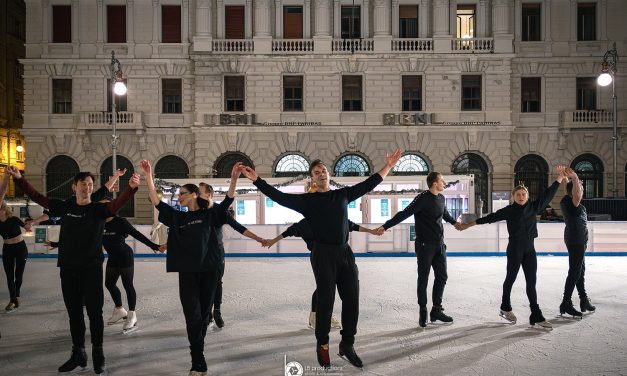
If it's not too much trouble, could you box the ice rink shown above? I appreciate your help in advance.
[1,256,626,376]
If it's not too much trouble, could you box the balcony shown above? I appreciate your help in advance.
[451,38,494,53]
[332,39,374,53]
[560,110,615,128]
[212,39,255,53]
[272,39,314,53]
[77,112,144,130]
[391,38,433,52]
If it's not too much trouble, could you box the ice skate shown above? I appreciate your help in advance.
[58,346,87,373]
[418,306,427,328]
[529,306,553,330]
[4,301,17,313]
[499,309,517,324]
[122,310,138,334]
[580,296,596,313]
[559,298,582,319]
[316,343,330,368]
[107,306,127,325]
[92,346,105,374]
[213,309,224,328]
[331,314,342,329]
[430,305,453,324]
[338,342,363,368]
[189,349,207,376]
[308,311,316,329]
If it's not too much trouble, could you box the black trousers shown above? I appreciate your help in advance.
[213,261,225,310]
[105,264,136,311]
[415,241,448,308]
[178,269,220,353]
[501,241,538,311]
[311,243,358,346]
[60,264,104,348]
[563,241,588,300]
[2,242,28,302]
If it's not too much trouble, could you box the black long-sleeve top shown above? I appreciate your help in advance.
[14,176,137,269]
[476,181,560,241]
[560,195,588,244]
[215,208,248,256]
[253,174,383,246]
[382,191,456,244]
[282,219,360,251]
[103,216,160,262]
[0,217,25,239]
[156,196,233,272]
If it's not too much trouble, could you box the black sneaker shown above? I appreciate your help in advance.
[92,346,105,374]
[419,306,428,328]
[559,298,582,318]
[213,309,224,328]
[58,346,87,372]
[316,343,330,368]
[430,306,453,323]
[580,297,596,312]
[338,342,363,368]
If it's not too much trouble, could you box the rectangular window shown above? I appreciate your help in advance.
[577,3,596,41]
[522,3,541,41]
[107,79,128,112]
[521,77,541,112]
[162,79,182,114]
[225,6,245,39]
[52,79,72,114]
[341,6,361,39]
[399,5,419,38]
[107,5,127,43]
[342,76,362,111]
[225,76,245,112]
[402,76,422,111]
[283,6,303,39]
[283,76,303,111]
[461,75,482,111]
[162,5,182,43]
[52,5,71,43]
[456,5,476,39]
[14,97,23,120]
[576,77,597,110]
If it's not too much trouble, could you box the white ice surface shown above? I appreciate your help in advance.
[0,257,626,376]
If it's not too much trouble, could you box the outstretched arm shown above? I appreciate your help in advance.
[0,171,10,204]
[532,165,568,214]
[566,167,584,207]
[122,218,161,252]
[7,166,51,208]
[241,166,306,213]
[140,160,161,206]
[345,149,402,203]
[104,173,140,217]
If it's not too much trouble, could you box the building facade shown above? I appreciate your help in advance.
[21,0,627,222]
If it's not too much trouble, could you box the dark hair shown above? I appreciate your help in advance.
[199,182,214,195]
[426,172,441,188]
[181,183,208,209]
[566,181,574,195]
[308,159,326,176]
[73,172,95,184]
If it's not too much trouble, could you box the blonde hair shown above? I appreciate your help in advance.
[512,185,528,195]
[0,203,14,218]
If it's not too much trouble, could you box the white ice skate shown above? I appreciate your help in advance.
[122,311,138,334]
[107,306,127,325]
[499,309,517,324]
[308,311,316,329]
[331,315,342,329]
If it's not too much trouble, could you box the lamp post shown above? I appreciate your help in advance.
[110,50,127,197]
[597,42,619,198]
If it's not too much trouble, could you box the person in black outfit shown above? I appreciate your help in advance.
[460,165,568,329]
[241,148,401,369]
[264,217,378,329]
[141,159,241,376]
[7,166,139,374]
[102,211,165,332]
[375,172,462,328]
[198,183,265,329]
[559,167,596,317]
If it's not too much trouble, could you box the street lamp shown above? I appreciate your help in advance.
[110,50,127,197]
[597,42,618,198]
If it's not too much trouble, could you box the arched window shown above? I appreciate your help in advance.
[571,154,604,198]
[333,154,370,177]
[46,155,80,199]
[451,153,489,214]
[393,153,430,175]
[155,155,189,179]
[514,154,549,201]
[100,156,135,217]
[274,154,310,177]
[213,152,254,178]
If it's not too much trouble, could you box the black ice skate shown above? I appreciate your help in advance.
[58,346,87,373]
[580,297,596,313]
[559,298,582,319]
[213,309,224,328]
[419,306,428,328]
[92,346,105,374]
[338,342,363,368]
[430,306,453,324]
[529,306,553,330]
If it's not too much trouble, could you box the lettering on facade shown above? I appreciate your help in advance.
[383,113,501,126]
[219,114,256,125]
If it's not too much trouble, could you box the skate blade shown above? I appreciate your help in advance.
[499,314,516,324]
[337,353,363,369]
[529,324,553,331]
[123,326,139,335]
[107,317,126,325]
[559,314,583,320]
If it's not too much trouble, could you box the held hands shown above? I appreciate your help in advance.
[156,244,167,253]
[128,173,141,189]
[453,222,464,231]
[241,166,258,182]
[385,149,403,169]
[6,166,22,179]
[555,165,568,183]
[261,237,280,248]
[24,220,34,232]
[373,226,386,236]
[139,160,152,176]
[115,168,127,178]
[231,162,245,180]
[565,167,578,179]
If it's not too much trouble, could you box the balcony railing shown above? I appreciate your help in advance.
[451,38,494,52]
[391,38,433,52]
[560,110,614,127]
[212,39,254,53]
[78,111,143,129]
[272,39,314,53]
[332,39,374,53]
